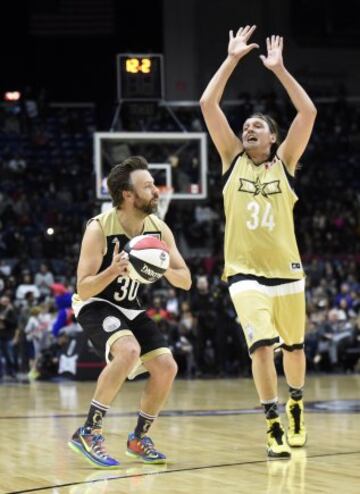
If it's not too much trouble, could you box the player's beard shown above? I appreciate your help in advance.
[133,193,158,215]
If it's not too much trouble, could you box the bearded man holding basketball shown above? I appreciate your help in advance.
[69,155,191,468]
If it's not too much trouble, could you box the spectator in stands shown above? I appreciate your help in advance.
[175,302,198,377]
[165,288,180,318]
[0,260,12,278]
[15,273,40,302]
[191,275,218,375]
[12,291,38,375]
[35,263,55,299]
[335,282,354,309]
[314,307,354,370]
[7,153,27,174]
[147,296,171,324]
[24,304,54,380]
[0,296,18,379]
[168,154,190,192]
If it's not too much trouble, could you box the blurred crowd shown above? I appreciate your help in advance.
[1,89,360,382]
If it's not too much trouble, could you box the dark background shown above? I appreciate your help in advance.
[0,0,163,102]
[1,0,360,104]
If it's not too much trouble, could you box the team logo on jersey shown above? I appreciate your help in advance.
[238,177,281,197]
[244,324,255,342]
[290,262,302,272]
[102,316,121,332]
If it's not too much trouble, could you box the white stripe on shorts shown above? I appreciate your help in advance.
[229,278,305,298]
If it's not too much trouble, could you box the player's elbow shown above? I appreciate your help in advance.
[77,281,91,301]
[200,95,214,110]
[199,95,208,107]
[305,104,317,120]
[77,288,88,301]
[183,274,192,291]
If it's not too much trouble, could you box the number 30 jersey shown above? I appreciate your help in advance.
[222,152,304,280]
[72,207,165,319]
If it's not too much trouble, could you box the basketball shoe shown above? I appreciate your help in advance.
[266,418,291,459]
[68,426,120,468]
[286,398,307,447]
[126,433,166,463]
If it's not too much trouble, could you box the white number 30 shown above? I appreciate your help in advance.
[246,201,275,231]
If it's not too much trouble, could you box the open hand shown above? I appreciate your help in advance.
[259,35,284,71]
[228,25,259,60]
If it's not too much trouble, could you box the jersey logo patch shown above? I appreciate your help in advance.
[238,177,281,197]
[102,316,121,332]
[244,324,255,343]
[290,262,302,271]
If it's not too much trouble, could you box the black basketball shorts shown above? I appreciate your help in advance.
[77,301,169,363]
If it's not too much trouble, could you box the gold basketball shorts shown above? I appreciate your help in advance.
[228,274,305,354]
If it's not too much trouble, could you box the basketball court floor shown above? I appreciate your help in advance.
[1,374,359,493]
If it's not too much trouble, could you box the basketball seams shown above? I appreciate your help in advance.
[124,234,170,284]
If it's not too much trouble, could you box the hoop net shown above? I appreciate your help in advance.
[157,186,173,220]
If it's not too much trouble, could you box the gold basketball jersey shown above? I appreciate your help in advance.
[93,207,166,250]
[222,152,304,280]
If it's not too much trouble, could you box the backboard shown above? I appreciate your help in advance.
[94,132,208,201]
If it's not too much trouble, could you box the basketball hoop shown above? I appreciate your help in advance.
[157,186,173,220]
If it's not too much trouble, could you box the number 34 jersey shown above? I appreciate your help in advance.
[72,207,165,320]
[222,152,304,281]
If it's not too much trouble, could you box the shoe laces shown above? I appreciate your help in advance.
[289,403,302,434]
[137,436,158,455]
[91,434,109,459]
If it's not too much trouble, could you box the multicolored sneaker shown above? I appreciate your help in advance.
[68,427,120,468]
[266,418,291,459]
[126,433,166,464]
[286,398,307,447]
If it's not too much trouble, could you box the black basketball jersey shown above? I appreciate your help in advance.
[72,207,166,319]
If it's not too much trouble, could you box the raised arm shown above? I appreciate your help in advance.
[200,25,259,173]
[260,35,317,175]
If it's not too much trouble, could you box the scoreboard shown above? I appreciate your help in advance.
[117,54,164,102]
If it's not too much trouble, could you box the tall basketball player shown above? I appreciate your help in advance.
[200,26,317,458]
[68,156,191,468]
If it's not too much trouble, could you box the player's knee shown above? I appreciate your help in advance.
[151,355,178,380]
[111,338,141,365]
[166,356,178,379]
[252,344,273,363]
[126,344,141,365]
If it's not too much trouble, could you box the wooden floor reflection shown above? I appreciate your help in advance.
[0,374,359,493]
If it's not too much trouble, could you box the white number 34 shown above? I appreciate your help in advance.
[246,201,275,231]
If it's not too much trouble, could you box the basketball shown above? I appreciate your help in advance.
[124,235,170,284]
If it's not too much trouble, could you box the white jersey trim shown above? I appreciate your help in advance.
[229,278,305,298]
[72,295,145,320]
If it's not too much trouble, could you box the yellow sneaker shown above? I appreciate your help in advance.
[266,418,291,459]
[286,398,307,447]
[27,368,40,380]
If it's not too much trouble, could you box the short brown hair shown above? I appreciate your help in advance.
[107,155,149,207]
